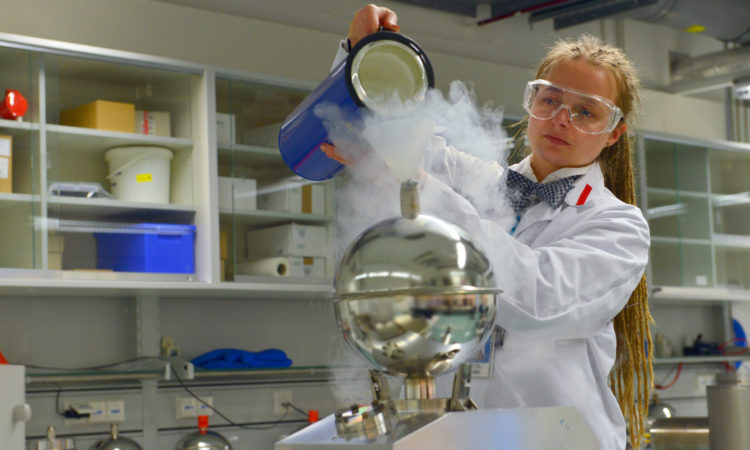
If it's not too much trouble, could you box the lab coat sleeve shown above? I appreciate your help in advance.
[332,39,349,71]
[419,172,650,340]
[421,135,511,227]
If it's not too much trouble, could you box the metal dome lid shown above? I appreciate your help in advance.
[174,430,232,450]
[174,416,232,450]
[333,212,498,300]
[89,424,142,450]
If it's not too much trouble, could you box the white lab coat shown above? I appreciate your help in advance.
[419,137,650,450]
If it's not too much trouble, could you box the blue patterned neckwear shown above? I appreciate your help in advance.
[506,169,581,215]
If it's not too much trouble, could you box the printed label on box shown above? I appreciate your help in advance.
[136,110,171,137]
[0,158,7,179]
[0,139,9,157]
[136,173,152,183]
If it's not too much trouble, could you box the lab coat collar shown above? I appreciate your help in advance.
[564,162,605,208]
[508,157,602,209]
[510,162,603,237]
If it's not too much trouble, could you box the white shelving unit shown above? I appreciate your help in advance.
[47,196,195,221]
[641,133,750,371]
[0,33,336,292]
[653,355,750,366]
[214,75,335,283]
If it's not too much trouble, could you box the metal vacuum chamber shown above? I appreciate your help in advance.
[275,181,598,449]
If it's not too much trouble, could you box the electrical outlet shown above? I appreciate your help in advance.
[87,401,108,423]
[274,390,293,415]
[63,400,106,426]
[106,400,125,422]
[176,397,197,420]
[176,396,214,419]
[196,396,214,416]
[697,374,716,392]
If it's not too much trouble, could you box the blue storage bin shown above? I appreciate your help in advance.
[95,223,196,273]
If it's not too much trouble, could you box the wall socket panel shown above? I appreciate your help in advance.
[175,396,214,420]
[696,374,716,392]
[63,400,125,425]
[274,391,293,415]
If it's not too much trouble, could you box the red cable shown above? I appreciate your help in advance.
[719,337,748,372]
[718,337,748,355]
[477,0,576,26]
[655,363,682,390]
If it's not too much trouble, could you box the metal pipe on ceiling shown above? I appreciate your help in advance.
[667,45,750,94]
[628,0,750,45]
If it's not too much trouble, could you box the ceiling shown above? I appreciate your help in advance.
[152,0,750,96]
[389,0,659,28]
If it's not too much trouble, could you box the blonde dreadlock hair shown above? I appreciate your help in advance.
[525,35,654,448]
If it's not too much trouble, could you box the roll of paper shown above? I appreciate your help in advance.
[239,257,290,277]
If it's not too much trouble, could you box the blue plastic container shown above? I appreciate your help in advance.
[95,223,196,273]
[278,31,434,181]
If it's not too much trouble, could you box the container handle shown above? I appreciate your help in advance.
[106,151,150,180]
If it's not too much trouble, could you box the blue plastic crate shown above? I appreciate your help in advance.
[95,223,196,273]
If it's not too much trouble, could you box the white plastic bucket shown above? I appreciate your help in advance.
[105,146,173,204]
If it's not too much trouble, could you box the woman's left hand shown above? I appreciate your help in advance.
[320,142,353,165]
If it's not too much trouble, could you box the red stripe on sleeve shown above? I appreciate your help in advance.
[576,184,592,206]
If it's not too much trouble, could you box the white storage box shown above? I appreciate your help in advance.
[218,176,257,211]
[247,223,328,258]
[302,184,326,215]
[216,113,236,145]
[135,110,171,137]
[259,185,302,213]
[259,183,325,214]
[243,122,281,147]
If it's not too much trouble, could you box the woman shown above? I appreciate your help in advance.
[324,5,652,448]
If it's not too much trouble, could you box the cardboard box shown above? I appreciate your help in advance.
[302,184,326,215]
[0,135,11,193]
[48,252,63,270]
[47,232,65,270]
[60,100,135,133]
[218,176,257,211]
[48,233,65,253]
[258,185,301,213]
[216,113,235,145]
[135,110,171,137]
[290,256,326,278]
[247,223,328,258]
[220,230,228,260]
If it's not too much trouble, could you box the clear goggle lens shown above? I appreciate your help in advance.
[522,79,623,135]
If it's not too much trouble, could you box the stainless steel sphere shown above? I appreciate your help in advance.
[333,213,498,378]
[89,425,143,450]
[174,430,233,450]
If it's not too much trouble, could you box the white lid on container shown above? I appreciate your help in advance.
[105,146,173,162]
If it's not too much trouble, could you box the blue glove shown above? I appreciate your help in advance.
[191,348,293,369]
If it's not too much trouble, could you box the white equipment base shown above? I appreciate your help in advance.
[276,406,598,450]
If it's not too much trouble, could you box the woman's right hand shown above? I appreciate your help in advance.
[348,4,399,47]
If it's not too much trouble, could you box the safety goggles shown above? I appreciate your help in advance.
[522,79,623,135]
